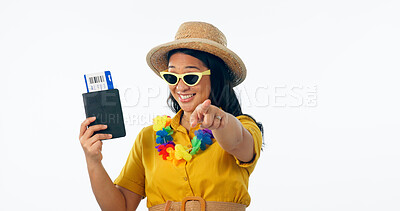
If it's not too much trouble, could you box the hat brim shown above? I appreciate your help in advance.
[146,38,246,87]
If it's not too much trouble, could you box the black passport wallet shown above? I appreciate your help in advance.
[82,89,126,139]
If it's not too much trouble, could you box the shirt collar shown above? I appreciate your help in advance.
[170,109,201,133]
[170,109,186,133]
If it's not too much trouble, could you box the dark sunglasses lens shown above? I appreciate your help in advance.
[163,74,178,84]
[183,74,199,85]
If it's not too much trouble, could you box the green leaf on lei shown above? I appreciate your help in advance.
[165,126,173,136]
[190,136,202,155]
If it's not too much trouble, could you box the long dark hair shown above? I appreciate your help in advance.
[166,48,264,139]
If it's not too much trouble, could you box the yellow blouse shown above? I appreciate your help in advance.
[114,110,262,208]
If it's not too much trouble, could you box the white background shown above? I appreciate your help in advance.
[1,0,399,210]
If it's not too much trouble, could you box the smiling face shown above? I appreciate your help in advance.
[167,52,211,113]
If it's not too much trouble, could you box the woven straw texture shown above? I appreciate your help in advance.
[149,200,247,211]
[146,21,247,87]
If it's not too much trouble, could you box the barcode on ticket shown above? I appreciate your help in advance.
[84,71,114,93]
[89,75,104,84]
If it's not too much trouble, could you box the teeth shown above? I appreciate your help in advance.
[180,94,194,100]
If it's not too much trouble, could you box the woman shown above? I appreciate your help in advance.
[79,21,263,211]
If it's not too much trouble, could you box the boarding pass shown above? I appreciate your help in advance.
[84,71,114,93]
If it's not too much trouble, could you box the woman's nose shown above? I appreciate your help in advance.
[176,78,189,91]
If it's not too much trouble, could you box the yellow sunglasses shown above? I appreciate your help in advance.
[160,69,211,86]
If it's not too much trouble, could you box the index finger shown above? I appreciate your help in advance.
[190,109,199,128]
[199,99,211,113]
[79,116,96,138]
[190,99,211,127]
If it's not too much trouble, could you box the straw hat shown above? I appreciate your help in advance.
[146,21,246,87]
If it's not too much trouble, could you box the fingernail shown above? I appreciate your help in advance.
[108,134,112,138]
[103,125,108,129]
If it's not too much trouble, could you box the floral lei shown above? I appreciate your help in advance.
[153,115,214,166]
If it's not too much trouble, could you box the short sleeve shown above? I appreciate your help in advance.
[114,128,146,197]
[234,115,263,169]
